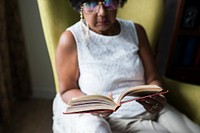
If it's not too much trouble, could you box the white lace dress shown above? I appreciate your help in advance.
[52,18,147,132]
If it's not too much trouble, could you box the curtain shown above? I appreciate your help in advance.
[0,0,32,124]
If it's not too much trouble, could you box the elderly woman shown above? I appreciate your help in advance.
[53,0,200,132]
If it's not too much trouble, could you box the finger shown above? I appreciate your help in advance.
[151,95,166,104]
[146,97,165,110]
[108,92,113,100]
[141,97,158,106]
[91,112,99,116]
[137,99,162,114]
[91,110,112,117]
[137,100,153,111]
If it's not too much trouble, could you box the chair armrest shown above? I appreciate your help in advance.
[164,77,200,125]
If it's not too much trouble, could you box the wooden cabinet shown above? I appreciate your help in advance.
[165,0,200,85]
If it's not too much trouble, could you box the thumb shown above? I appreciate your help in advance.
[108,92,113,100]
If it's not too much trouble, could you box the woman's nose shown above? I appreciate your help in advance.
[97,4,107,16]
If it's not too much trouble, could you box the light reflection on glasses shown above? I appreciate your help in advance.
[82,0,119,14]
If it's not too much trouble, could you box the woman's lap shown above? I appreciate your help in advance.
[53,94,200,133]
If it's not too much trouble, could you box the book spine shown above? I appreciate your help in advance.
[194,43,200,66]
[182,37,198,66]
[172,37,185,66]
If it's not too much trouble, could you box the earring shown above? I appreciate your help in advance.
[80,8,89,43]
[80,8,83,22]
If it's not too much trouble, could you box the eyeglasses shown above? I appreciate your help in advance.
[82,0,120,14]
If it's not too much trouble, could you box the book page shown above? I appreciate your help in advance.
[68,95,116,107]
[116,85,162,105]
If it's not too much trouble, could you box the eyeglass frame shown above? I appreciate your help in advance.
[81,0,121,15]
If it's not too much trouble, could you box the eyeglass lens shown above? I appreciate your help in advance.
[83,0,119,14]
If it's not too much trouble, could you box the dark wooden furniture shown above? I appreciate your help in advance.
[166,0,200,85]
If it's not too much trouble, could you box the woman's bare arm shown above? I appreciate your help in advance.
[135,24,164,88]
[56,31,85,103]
[135,24,166,113]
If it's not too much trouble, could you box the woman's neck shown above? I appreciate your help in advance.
[101,20,120,36]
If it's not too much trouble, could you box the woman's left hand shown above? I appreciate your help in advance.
[136,94,166,114]
[91,92,113,117]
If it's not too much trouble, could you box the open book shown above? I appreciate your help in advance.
[64,85,169,114]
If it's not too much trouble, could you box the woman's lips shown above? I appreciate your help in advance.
[96,20,109,26]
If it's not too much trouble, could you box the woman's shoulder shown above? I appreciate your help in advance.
[117,18,144,29]
[58,21,82,47]
[117,18,135,26]
[117,18,137,33]
[117,18,146,36]
[57,30,76,52]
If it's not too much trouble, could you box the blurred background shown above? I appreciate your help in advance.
[0,0,55,132]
